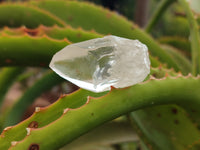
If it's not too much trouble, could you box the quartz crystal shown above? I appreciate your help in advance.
[49,35,150,92]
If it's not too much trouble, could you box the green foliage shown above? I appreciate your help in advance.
[29,0,180,70]
[158,36,191,57]
[8,75,200,150]
[0,35,68,67]
[130,105,200,150]
[0,4,66,28]
[0,0,199,150]
[150,2,190,38]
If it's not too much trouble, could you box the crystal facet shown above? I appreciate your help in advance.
[49,35,150,92]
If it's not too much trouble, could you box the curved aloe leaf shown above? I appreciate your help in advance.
[0,68,191,149]
[7,75,200,150]
[161,44,192,74]
[158,36,191,57]
[0,34,69,67]
[0,67,23,107]
[1,25,102,41]
[145,0,175,32]
[0,88,106,150]
[178,0,200,75]
[0,32,162,69]
[29,0,180,71]
[3,71,64,128]
[0,4,66,28]
[130,105,200,150]
[0,67,24,131]
[62,121,138,150]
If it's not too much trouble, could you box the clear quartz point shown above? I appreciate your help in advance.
[49,35,150,93]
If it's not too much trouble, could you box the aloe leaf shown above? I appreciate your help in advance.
[61,121,138,150]
[7,75,200,150]
[0,67,23,107]
[0,35,69,67]
[0,67,24,131]
[0,4,66,28]
[158,36,191,57]
[29,0,180,71]
[34,25,102,42]
[0,31,162,69]
[0,88,106,150]
[145,0,175,32]
[130,105,200,150]
[3,71,64,128]
[178,0,200,75]
[0,25,170,70]
[0,68,190,149]
[1,25,102,41]
[161,44,192,74]
[150,67,177,78]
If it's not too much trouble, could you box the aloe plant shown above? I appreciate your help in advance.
[0,0,200,150]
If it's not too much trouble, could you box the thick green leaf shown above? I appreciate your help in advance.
[29,0,180,71]
[178,0,200,75]
[130,105,200,150]
[0,4,66,28]
[0,88,106,150]
[0,35,69,67]
[0,67,23,107]
[159,36,191,57]
[3,71,64,128]
[145,0,175,32]
[161,44,192,74]
[1,25,102,42]
[7,75,200,149]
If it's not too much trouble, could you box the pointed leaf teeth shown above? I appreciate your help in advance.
[66,25,73,29]
[63,108,71,114]
[35,107,41,113]
[86,96,91,104]
[149,75,156,80]
[91,29,98,33]
[4,126,12,131]
[11,141,18,146]
[38,24,48,30]
[26,128,31,136]
[165,72,169,77]
[52,24,60,29]
[158,64,162,69]
[187,73,193,78]
[64,38,72,44]
[77,26,83,30]
[59,94,67,99]
[177,72,183,77]
[42,34,48,38]
[0,126,13,137]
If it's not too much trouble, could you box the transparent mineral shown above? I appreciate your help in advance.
[49,35,150,92]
